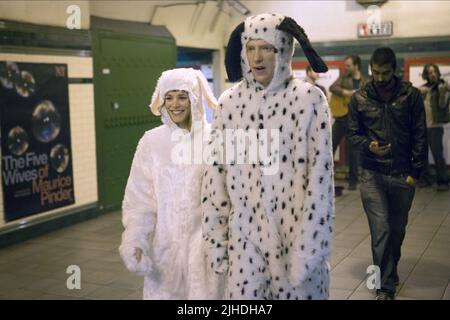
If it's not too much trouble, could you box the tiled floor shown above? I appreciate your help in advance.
[0,184,449,300]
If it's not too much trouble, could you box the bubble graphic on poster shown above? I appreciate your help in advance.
[31,100,61,143]
[7,126,29,156]
[50,144,69,173]
[0,61,20,89]
[16,70,36,97]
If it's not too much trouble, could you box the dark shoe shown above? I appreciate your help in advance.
[335,186,344,197]
[375,291,394,300]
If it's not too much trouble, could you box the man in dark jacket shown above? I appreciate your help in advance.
[347,47,427,300]
[330,55,369,190]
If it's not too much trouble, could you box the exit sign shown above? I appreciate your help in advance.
[357,21,393,38]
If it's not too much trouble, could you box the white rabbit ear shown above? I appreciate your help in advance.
[195,70,218,110]
[149,80,162,116]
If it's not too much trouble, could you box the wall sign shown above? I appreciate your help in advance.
[0,61,75,222]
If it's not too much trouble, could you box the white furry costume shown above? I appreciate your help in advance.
[202,14,335,299]
[119,68,224,299]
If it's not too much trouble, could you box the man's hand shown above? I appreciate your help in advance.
[369,141,391,156]
[406,176,416,187]
[342,89,356,98]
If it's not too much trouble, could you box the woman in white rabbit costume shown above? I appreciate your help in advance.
[202,14,334,300]
[119,68,223,300]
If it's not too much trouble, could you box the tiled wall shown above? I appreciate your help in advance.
[0,53,97,227]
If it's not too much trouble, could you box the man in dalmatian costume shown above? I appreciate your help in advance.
[202,13,335,299]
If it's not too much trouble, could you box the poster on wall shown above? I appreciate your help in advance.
[0,61,75,222]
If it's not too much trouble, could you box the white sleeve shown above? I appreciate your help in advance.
[290,94,335,286]
[202,104,231,275]
[119,134,157,275]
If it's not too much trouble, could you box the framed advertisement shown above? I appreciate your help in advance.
[0,61,75,222]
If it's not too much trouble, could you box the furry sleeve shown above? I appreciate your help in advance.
[202,104,231,275]
[119,134,157,274]
[289,90,335,286]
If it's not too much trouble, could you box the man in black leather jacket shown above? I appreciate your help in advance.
[347,47,427,300]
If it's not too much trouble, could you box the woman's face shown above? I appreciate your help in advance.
[164,90,191,130]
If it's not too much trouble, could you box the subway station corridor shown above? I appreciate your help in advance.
[0,186,448,300]
[1,0,450,302]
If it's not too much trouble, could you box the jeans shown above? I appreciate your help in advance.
[423,127,449,186]
[332,116,360,185]
[360,169,416,295]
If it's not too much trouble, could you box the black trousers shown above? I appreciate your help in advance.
[332,116,360,185]
[360,169,416,295]
[423,127,449,186]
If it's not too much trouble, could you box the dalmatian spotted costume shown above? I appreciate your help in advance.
[202,14,335,299]
[119,68,224,300]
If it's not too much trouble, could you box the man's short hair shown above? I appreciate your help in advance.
[345,55,361,70]
[370,47,397,71]
[422,63,441,81]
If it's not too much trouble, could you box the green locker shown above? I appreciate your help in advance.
[91,16,176,213]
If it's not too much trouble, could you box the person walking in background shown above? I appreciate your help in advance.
[305,64,327,95]
[419,63,450,191]
[347,48,427,300]
[329,55,369,190]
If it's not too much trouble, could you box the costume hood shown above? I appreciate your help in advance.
[149,68,217,130]
[225,13,328,92]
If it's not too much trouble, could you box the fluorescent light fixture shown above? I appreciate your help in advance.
[226,0,250,15]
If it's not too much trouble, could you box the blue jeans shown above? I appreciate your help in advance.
[360,169,416,295]
[332,116,360,185]
[425,127,449,186]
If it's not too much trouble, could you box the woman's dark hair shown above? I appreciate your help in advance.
[370,47,397,71]
[421,63,441,81]
[345,55,361,70]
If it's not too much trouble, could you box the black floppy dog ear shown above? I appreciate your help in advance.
[277,17,328,73]
[225,22,245,82]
